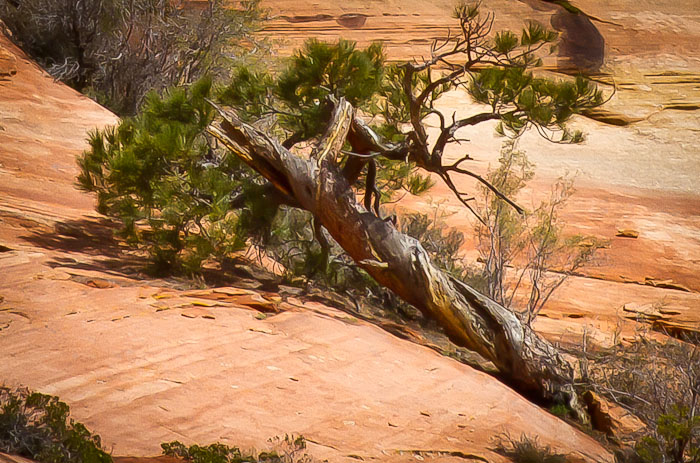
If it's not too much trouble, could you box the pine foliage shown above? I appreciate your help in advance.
[78,78,260,273]
[220,39,385,141]
[0,387,111,463]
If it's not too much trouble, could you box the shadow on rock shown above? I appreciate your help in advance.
[551,9,605,72]
[517,0,605,73]
[22,216,147,278]
[23,216,125,257]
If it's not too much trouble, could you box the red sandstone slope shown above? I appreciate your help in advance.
[0,25,613,463]
[0,26,119,224]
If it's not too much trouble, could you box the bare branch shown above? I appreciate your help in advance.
[439,172,486,225]
[313,97,354,166]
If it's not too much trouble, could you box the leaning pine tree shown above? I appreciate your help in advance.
[80,3,604,419]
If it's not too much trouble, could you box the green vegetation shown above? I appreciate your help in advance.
[0,386,314,463]
[77,39,432,279]
[494,434,566,463]
[636,406,700,463]
[578,336,699,463]
[225,38,385,142]
[474,141,606,324]
[77,77,254,274]
[162,437,312,463]
[78,9,600,287]
[0,387,111,463]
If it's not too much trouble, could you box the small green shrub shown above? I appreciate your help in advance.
[77,77,263,274]
[494,434,567,463]
[0,386,111,463]
[635,405,699,463]
[161,435,312,463]
[549,403,571,419]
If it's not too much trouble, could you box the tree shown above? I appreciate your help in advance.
[205,3,603,416]
[79,39,431,275]
[475,141,605,325]
[81,3,605,416]
[0,0,265,115]
[78,77,260,273]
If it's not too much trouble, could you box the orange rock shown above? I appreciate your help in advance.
[86,278,114,289]
[0,453,35,463]
[616,229,639,239]
[583,391,646,442]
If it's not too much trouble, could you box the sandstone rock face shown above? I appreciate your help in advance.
[261,0,700,67]
[0,453,36,463]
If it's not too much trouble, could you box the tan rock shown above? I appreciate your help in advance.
[180,307,216,319]
[212,286,254,296]
[86,278,115,289]
[622,302,664,321]
[0,453,35,463]
[582,108,645,126]
[583,391,646,442]
[616,229,639,239]
[643,278,692,292]
[0,46,17,80]
[230,293,279,313]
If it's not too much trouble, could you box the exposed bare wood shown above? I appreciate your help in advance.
[207,100,588,422]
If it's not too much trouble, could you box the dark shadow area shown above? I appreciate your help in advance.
[551,10,605,72]
[21,216,147,279]
[336,14,368,29]
[200,256,282,292]
[517,0,605,73]
[23,216,125,258]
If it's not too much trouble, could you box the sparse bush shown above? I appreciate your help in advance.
[161,435,312,463]
[0,386,112,463]
[0,0,265,115]
[399,210,486,290]
[578,335,699,463]
[494,434,567,463]
[475,141,605,324]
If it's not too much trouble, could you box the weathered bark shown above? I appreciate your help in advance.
[207,99,587,420]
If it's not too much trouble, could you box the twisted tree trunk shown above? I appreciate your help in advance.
[207,98,587,421]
